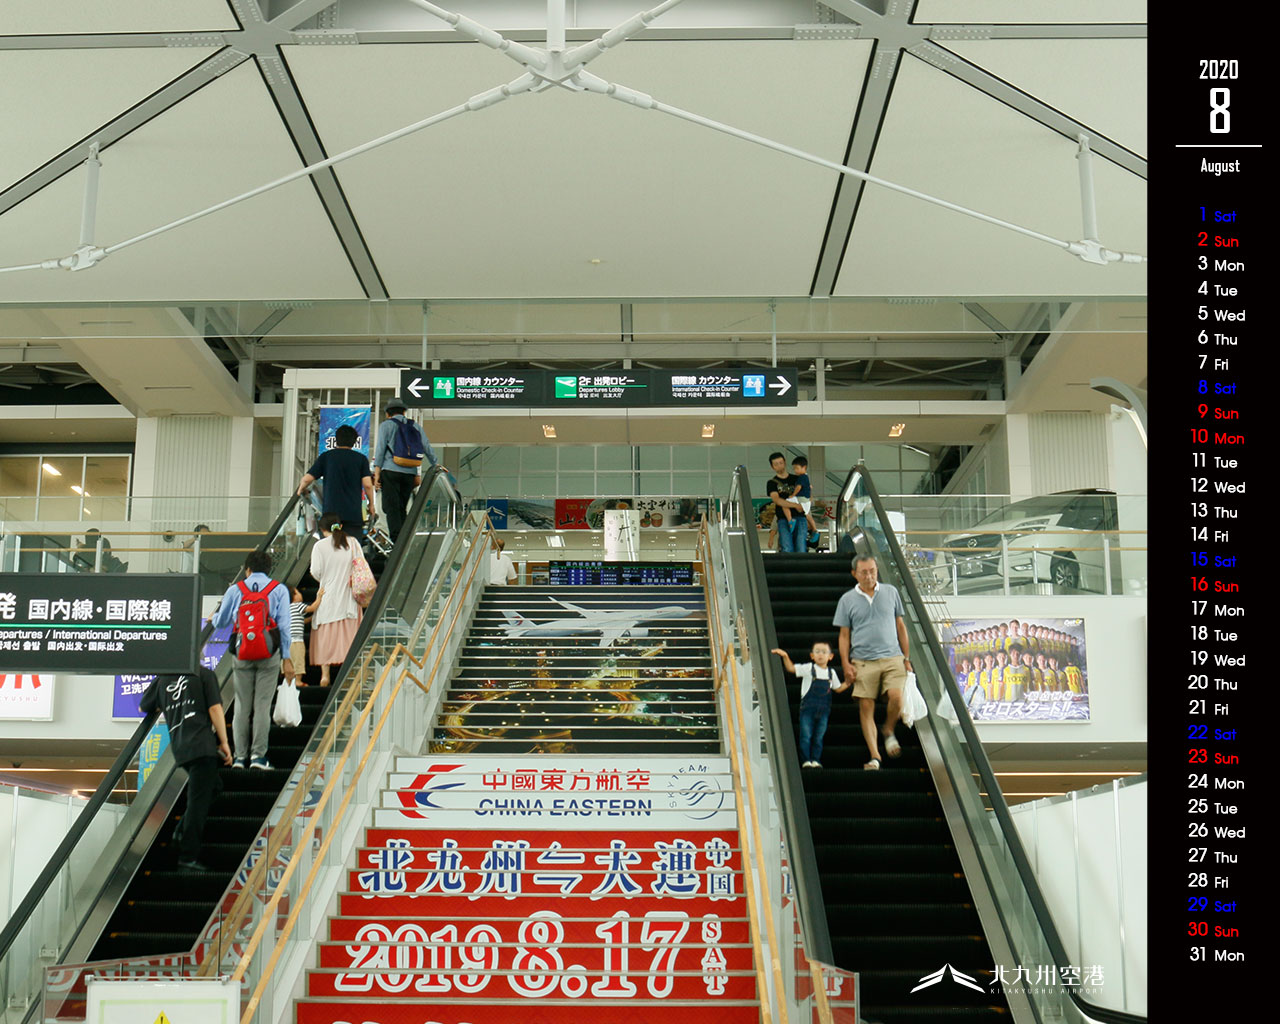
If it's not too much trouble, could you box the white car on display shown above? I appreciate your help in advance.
[937,489,1120,594]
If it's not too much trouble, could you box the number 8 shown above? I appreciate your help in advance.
[1209,87,1230,134]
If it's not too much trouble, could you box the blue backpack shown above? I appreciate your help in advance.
[390,417,426,468]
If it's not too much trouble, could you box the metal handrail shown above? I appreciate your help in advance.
[0,493,301,965]
[231,514,494,1022]
[835,464,1146,1024]
[724,467,834,968]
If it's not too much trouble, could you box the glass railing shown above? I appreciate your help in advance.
[835,465,1143,1024]
[829,490,1147,596]
[37,469,475,1024]
[0,494,302,1022]
[0,496,311,599]
[699,468,855,1022]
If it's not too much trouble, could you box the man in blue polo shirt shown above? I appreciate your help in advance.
[833,554,912,770]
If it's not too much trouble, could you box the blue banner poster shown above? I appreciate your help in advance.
[318,406,372,457]
[138,719,170,784]
[113,675,155,720]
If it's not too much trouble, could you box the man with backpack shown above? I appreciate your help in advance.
[210,549,295,769]
[373,401,436,543]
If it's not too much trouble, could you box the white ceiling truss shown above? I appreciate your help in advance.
[0,0,1147,408]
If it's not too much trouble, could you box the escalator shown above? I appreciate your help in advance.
[0,470,456,1017]
[725,464,1144,1024]
[766,553,1008,1022]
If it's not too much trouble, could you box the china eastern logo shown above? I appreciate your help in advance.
[397,763,467,818]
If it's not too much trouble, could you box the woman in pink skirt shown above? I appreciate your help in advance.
[309,515,362,686]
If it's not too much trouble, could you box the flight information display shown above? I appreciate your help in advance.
[548,561,695,586]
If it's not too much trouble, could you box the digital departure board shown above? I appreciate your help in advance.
[548,562,695,587]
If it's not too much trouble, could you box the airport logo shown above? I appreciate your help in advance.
[911,964,986,994]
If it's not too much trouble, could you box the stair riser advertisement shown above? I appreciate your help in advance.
[379,758,734,830]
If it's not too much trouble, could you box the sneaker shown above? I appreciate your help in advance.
[232,759,247,769]
[801,760,815,768]
[176,858,211,872]
[249,757,272,771]
[812,762,822,769]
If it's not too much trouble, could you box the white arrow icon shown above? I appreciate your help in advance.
[406,376,426,399]
[768,376,792,396]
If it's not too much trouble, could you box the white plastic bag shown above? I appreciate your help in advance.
[273,680,302,727]
[899,671,929,728]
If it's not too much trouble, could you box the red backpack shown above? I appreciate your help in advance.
[234,580,280,661]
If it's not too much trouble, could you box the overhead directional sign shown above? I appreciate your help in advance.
[0,573,201,674]
[656,368,797,406]
[400,368,798,408]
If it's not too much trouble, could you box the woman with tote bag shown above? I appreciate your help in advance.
[308,514,368,686]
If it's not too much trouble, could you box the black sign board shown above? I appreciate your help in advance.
[549,561,695,586]
[654,368,797,406]
[400,368,798,408]
[0,573,202,674]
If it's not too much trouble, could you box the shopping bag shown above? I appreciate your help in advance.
[273,680,302,727]
[900,671,929,728]
[350,546,377,608]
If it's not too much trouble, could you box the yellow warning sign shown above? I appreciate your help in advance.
[152,1013,171,1024]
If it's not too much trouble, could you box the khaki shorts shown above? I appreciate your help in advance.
[851,656,907,700]
[290,640,306,670]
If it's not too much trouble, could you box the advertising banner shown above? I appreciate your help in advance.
[0,573,201,675]
[112,675,153,720]
[554,498,593,530]
[138,718,170,784]
[938,616,1090,722]
[318,405,372,457]
[0,675,54,720]
[376,757,734,831]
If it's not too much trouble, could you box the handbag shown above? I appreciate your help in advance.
[350,545,377,608]
[273,680,302,727]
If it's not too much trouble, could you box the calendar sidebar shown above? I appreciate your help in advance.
[1150,23,1268,1008]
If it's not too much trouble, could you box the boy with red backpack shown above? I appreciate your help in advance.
[210,549,295,769]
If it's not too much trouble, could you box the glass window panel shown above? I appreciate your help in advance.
[595,472,634,495]
[39,496,84,522]
[672,472,712,496]
[0,456,39,495]
[861,444,899,471]
[672,446,708,471]
[478,475,518,497]
[83,456,130,498]
[638,446,671,469]
[38,456,84,505]
[519,474,557,497]
[557,447,596,472]
[518,448,557,474]
[475,446,519,475]
[638,471,673,495]
[708,446,750,476]
[594,447,633,474]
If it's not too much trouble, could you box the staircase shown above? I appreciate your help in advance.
[431,585,719,756]
[764,553,1010,1022]
[294,580,762,1023]
[90,685,332,960]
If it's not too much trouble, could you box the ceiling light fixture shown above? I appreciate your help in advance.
[542,424,557,438]
[888,423,906,438]
[41,463,61,476]
[546,535,566,548]
[701,424,715,438]
[70,485,84,495]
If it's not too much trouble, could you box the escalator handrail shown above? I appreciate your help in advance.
[724,466,834,966]
[0,494,302,962]
[835,465,1145,1024]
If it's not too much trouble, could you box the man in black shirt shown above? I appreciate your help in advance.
[298,424,377,537]
[766,452,807,553]
[140,667,232,871]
